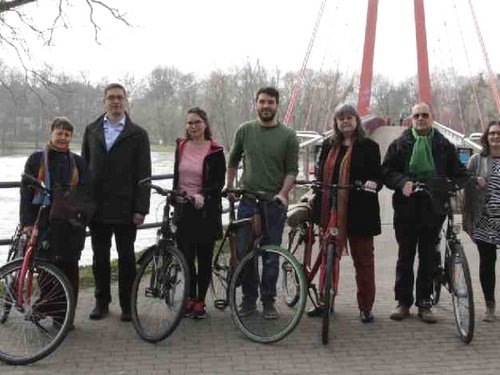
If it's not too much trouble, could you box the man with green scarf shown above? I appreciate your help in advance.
[382,102,468,324]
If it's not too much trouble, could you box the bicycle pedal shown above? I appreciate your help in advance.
[145,288,158,298]
[214,299,228,310]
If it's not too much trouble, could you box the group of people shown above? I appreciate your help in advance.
[19,83,499,331]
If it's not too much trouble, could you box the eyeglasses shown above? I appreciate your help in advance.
[186,120,203,126]
[412,113,430,120]
[337,115,355,121]
[105,95,126,102]
[488,131,500,136]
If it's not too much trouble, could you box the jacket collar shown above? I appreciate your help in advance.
[91,113,137,149]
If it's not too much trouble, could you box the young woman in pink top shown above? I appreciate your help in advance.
[173,107,226,318]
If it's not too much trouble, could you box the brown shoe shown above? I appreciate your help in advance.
[418,307,437,323]
[390,305,409,320]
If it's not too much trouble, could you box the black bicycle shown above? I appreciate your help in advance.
[416,181,474,343]
[130,178,189,343]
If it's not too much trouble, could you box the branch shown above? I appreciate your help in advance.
[0,0,36,13]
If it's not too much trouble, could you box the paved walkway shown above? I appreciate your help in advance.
[2,217,500,374]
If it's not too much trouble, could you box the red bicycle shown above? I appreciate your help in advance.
[283,180,374,344]
[0,173,75,365]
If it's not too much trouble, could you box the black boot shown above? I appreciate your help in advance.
[89,302,109,320]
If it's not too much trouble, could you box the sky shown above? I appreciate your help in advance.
[2,0,500,84]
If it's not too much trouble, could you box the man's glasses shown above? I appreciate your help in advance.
[412,113,430,120]
[186,120,203,126]
[105,95,126,102]
[488,131,500,136]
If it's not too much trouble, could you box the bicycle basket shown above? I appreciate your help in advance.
[286,203,311,227]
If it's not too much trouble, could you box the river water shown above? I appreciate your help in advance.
[0,151,174,267]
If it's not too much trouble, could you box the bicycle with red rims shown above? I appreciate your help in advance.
[0,173,75,365]
[283,179,375,344]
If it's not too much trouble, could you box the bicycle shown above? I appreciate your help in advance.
[0,173,75,365]
[210,188,307,344]
[130,177,190,343]
[284,180,375,344]
[416,181,475,343]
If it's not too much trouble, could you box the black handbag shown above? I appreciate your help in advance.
[49,185,96,228]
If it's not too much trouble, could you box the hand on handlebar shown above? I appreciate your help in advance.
[363,180,377,192]
[402,181,413,197]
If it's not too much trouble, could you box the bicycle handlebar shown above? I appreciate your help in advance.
[295,179,376,194]
[222,188,278,202]
[21,173,51,195]
[138,177,190,201]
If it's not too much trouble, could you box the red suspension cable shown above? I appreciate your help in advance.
[468,0,500,116]
[283,0,328,126]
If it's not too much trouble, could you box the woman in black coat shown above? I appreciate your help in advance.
[173,107,226,319]
[312,104,382,323]
[21,117,91,327]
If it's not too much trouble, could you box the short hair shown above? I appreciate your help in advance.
[104,83,127,98]
[185,107,212,140]
[331,103,365,145]
[256,87,279,105]
[50,117,73,133]
[480,120,500,156]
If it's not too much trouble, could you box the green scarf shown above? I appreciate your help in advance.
[409,126,435,180]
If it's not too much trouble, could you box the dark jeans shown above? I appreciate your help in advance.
[178,241,214,301]
[394,221,443,308]
[90,222,137,312]
[235,198,286,303]
[476,240,497,303]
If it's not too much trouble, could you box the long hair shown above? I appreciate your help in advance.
[480,120,500,156]
[331,104,365,145]
[185,107,212,140]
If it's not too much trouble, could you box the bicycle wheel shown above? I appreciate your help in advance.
[131,244,189,343]
[322,243,334,345]
[449,243,474,344]
[282,224,307,307]
[229,245,306,343]
[0,259,75,365]
[211,241,231,310]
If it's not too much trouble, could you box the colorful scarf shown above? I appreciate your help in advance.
[32,143,79,205]
[409,126,435,180]
[320,139,354,253]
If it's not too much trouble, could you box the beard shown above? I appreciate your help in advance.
[257,108,277,123]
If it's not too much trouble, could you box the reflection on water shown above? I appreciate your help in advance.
[0,151,175,267]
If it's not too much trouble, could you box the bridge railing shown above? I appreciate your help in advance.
[433,122,482,152]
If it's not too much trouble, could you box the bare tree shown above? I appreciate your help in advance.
[0,0,129,83]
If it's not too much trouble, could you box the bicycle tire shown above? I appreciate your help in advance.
[449,242,474,344]
[0,259,75,365]
[131,244,189,343]
[229,245,306,344]
[431,250,443,305]
[282,225,307,307]
[322,243,334,345]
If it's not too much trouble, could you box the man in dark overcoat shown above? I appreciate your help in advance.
[82,83,151,322]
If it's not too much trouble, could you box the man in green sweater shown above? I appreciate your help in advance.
[226,86,299,319]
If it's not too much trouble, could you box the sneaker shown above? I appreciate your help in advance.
[360,310,374,323]
[192,300,207,319]
[262,301,278,320]
[238,300,257,317]
[390,305,410,321]
[483,301,496,322]
[184,298,195,318]
[418,307,437,323]
[306,305,325,318]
